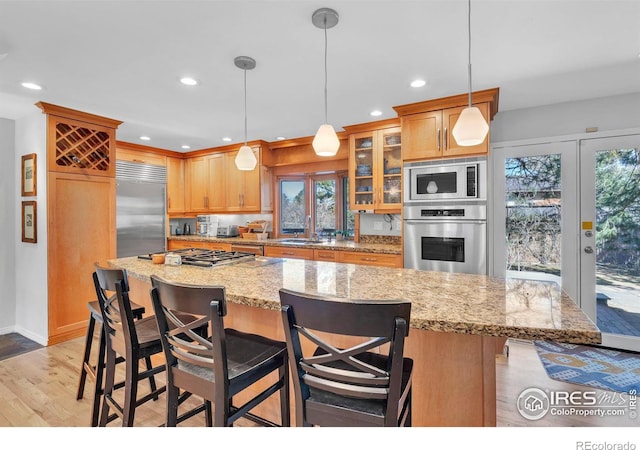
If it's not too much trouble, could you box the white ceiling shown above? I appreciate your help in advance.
[0,0,639,152]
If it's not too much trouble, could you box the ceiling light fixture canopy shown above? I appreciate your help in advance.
[452,0,489,147]
[311,7,340,157]
[234,56,258,171]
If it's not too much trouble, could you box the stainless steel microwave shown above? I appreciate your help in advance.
[404,157,487,203]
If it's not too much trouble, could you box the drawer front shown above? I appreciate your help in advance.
[340,251,402,268]
[167,240,199,250]
[202,242,232,252]
[264,246,313,260]
[314,250,338,262]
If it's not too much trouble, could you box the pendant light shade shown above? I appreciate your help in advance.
[312,123,340,156]
[452,0,489,147]
[452,106,489,146]
[234,56,257,171]
[312,8,340,157]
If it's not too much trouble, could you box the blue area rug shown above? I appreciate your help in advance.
[534,340,640,394]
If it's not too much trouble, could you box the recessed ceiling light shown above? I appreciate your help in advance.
[21,82,42,90]
[276,136,286,141]
[180,77,198,86]
[181,145,191,150]
[370,110,382,117]
[222,137,232,142]
[410,79,426,88]
[139,136,151,141]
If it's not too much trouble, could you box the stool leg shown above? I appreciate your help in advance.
[122,353,140,427]
[144,356,159,400]
[99,346,117,427]
[279,355,290,427]
[76,313,96,400]
[90,326,106,427]
[204,400,213,427]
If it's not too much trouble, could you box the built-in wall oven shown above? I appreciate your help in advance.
[403,202,487,275]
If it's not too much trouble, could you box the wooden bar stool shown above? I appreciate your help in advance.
[76,298,148,427]
[150,275,290,427]
[279,288,413,427]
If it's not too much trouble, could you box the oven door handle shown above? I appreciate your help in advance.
[404,219,487,225]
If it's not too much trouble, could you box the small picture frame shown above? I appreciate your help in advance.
[21,153,37,197]
[22,201,37,243]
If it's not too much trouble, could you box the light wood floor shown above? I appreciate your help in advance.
[0,336,637,428]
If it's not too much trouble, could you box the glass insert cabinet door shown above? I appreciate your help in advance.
[349,127,402,211]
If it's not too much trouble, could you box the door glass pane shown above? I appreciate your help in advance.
[594,148,640,337]
[280,180,306,235]
[505,155,562,284]
[315,179,336,234]
[354,136,374,206]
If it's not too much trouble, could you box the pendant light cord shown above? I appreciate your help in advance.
[243,67,248,145]
[467,0,473,108]
[323,17,328,124]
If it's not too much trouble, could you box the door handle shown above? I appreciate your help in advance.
[437,129,441,150]
[584,246,594,254]
[444,128,448,150]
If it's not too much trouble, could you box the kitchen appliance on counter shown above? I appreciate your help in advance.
[116,161,166,258]
[217,224,239,237]
[197,214,218,237]
[404,156,486,203]
[138,248,255,268]
[403,202,487,275]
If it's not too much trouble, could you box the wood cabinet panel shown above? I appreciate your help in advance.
[48,172,116,344]
[166,156,184,214]
[442,103,491,157]
[339,251,402,268]
[401,111,442,160]
[206,153,226,211]
[264,246,314,260]
[314,249,338,262]
[116,148,166,166]
[167,240,232,252]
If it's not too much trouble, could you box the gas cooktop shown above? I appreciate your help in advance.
[138,248,255,268]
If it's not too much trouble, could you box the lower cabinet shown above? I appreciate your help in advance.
[264,246,314,260]
[339,251,402,268]
[167,240,232,252]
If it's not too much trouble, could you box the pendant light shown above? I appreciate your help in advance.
[452,0,489,147]
[311,7,340,157]
[234,56,258,171]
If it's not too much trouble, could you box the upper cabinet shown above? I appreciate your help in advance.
[185,145,271,214]
[394,88,499,162]
[344,119,402,212]
[166,156,185,214]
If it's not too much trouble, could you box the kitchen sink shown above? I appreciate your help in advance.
[276,238,322,244]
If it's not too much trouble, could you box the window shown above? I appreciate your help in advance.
[277,173,352,238]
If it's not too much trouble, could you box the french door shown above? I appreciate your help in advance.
[580,134,640,352]
[493,134,640,352]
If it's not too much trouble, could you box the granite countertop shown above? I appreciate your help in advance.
[110,256,601,344]
[167,235,402,255]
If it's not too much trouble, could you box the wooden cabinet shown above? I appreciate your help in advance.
[401,103,490,160]
[339,251,402,268]
[167,240,231,252]
[225,149,261,212]
[185,153,225,212]
[264,246,314,260]
[394,88,499,162]
[166,156,185,214]
[347,126,402,212]
[185,147,268,214]
[116,147,166,167]
[314,249,338,262]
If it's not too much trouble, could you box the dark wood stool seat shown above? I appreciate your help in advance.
[150,275,290,427]
[76,298,148,427]
[279,288,413,427]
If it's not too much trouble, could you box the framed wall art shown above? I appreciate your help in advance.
[21,153,37,196]
[22,201,37,243]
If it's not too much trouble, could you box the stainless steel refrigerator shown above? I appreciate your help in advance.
[116,160,167,257]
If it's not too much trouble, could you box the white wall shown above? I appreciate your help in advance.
[0,119,16,334]
[491,92,640,143]
[14,111,48,345]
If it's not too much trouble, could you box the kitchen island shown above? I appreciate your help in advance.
[109,255,600,427]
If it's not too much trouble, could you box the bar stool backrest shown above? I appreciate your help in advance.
[279,288,412,427]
